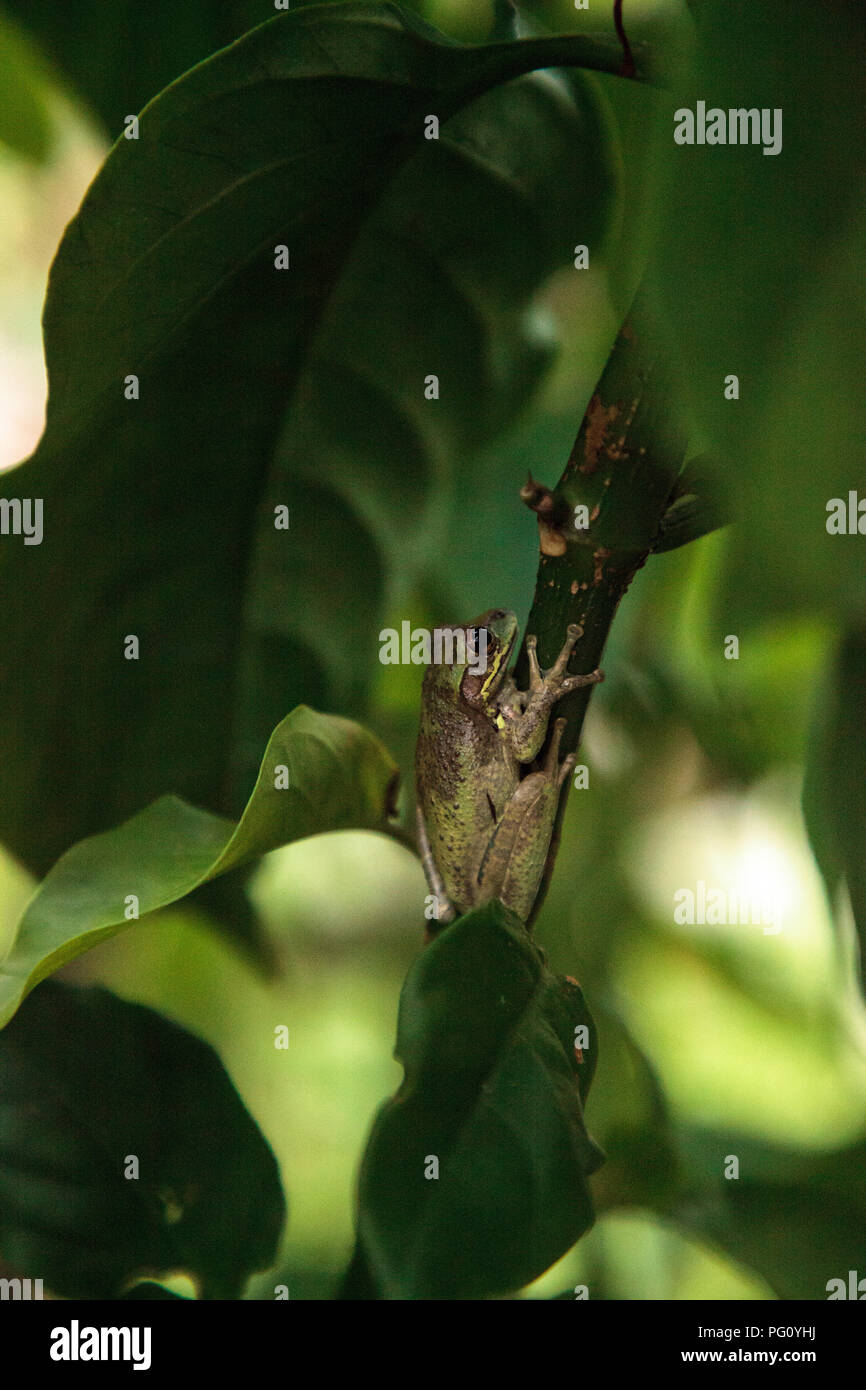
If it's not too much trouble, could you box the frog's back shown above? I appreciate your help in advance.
[415,673,515,911]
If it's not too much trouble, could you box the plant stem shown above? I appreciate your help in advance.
[519,282,688,924]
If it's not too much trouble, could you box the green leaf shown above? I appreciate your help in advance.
[802,625,866,989]
[242,52,619,755]
[0,14,55,162]
[0,705,398,1029]
[671,1127,866,1302]
[653,0,866,620]
[341,901,603,1299]
[0,979,284,1299]
[0,3,622,878]
[588,1027,866,1300]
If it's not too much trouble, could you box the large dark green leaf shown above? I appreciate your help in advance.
[0,705,398,1028]
[653,0,866,623]
[239,46,619,766]
[0,3,623,877]
[0,979,284,1299]
[341,901,603,1299]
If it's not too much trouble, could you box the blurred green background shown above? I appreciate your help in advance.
[0,0,863,1299]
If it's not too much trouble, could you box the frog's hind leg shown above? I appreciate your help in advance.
[545,716,578,788]
[475,720,577,920]
[474,770,560,921]
[416,804,456,927]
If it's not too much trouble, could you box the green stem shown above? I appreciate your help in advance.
[447,31,657,99]
[519,282,688,924]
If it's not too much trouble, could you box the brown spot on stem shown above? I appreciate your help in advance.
[580,393,620,474]
[604,397,641,461]
[592,546,612,586]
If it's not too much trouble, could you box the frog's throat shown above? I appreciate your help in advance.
[477,630,515,707]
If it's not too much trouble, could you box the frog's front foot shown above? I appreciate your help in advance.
[507,624,604,762]
[562,665,605,693]
[525,627,579,690]
[526,623,604,698]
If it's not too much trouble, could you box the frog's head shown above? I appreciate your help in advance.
[458,608,518,711]
[425,610,518,705]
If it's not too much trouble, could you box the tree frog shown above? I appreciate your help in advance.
[415,609,603,924]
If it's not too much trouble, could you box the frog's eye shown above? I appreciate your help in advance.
[466,627,494,669]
